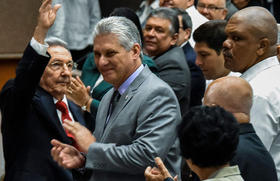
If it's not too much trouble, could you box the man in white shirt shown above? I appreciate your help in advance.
[159,0,208,47]
[223,6,280,180]
[136,0,159,26]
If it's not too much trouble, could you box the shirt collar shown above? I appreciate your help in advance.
[209,166,241,179]
[53,95,68,106]
[117,64,144,95]
[241,56,279,81]
[180,41,189,48]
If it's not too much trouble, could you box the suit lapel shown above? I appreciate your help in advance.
[101,66,151,140]
[68,100,85,126]
[33,87,73,144]
[103,90,134,133]
[94,89,114,140]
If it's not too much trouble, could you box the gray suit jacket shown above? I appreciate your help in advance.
[85,66,182,181]
[155,46,191,116]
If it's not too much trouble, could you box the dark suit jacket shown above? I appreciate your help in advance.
[154,46,191,115]
[226,0,238,20]
[231,123,278,181]
[182,42,205,107]
[0,44,86,181]
[182,42,196,64]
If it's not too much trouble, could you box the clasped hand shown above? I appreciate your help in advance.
[51,120,96,169]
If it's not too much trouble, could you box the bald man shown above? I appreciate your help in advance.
[223,7,280,179]
[204,76,278,181]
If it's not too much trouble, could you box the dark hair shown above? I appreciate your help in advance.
[172,7,193,30]
[179,106,239,168]
[147,7,179,35]
[193,20,227,55]
[110,7,144,43]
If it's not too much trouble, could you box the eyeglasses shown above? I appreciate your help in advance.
[48,60,75,71]
[197,4,225,11]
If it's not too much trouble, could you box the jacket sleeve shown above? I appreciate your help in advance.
[0,44,50,122]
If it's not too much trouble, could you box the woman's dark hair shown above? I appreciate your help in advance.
[179,106,239,168]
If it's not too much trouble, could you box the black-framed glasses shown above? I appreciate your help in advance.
[48,60,74,71]
[197,3,225,11]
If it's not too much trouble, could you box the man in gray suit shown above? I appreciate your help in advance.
[51,16,182,181]
[143,7,191,115]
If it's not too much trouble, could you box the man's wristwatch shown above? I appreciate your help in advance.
[81,97,91,111]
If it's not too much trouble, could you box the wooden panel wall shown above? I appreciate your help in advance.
[0,0,41,90]
[0,59,19,90]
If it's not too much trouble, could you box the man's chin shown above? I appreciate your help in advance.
[144,47,157,56]
[161,3,173,8]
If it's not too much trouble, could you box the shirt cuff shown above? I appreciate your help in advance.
[30,37,49,57]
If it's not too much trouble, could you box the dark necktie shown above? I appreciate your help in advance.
[55,100,75,139]
[110,90,121,115]
[105,90,121,128]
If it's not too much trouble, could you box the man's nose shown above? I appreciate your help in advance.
[201,7,209,14]
[61,65,72,76]
[98,55,109,66]
[146,29,155,37]
[195,57,203,67]
[223,39,231,50]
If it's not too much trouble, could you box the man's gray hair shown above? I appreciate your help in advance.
[93,16,142,51]
[45,37,69,49]
[147,7,179,36]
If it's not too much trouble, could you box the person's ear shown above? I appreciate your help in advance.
[184,28,192,41]
[256,38,269,56]
[186,0,194,7]
[222,8,228,20]
[277,45,280,59]
[131,43,141,59]
[171,33,178,46]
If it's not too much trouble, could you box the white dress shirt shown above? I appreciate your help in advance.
[46,0,101,50]
[137,0,159,26]
[241,56,280,180]
[186,5,209,47]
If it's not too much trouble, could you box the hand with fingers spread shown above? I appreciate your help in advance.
[63,120,96,153]
[34,0,61,44]
[145,157,177,181]
[67,76,92,111]
[51,139,85,169]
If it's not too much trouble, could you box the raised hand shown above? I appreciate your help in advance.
[63,120,96,153]
[51,139,85,169]
[34,0,61,44]
[67,76,92,110]
[144,157,176,181]
[38,0,61,29]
